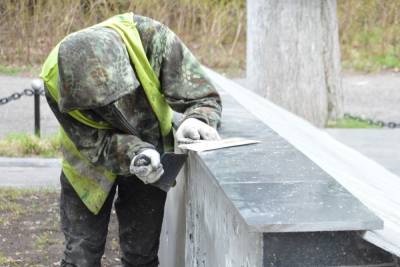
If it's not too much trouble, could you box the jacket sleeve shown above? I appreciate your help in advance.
[157,26,222,128]
[46,93,154,176]
[70,122,154,176]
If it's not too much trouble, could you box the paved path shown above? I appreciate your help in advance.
[235,71,400,123]
[326,129,400,177]
[0,157,60,188]
[342,72,400,122]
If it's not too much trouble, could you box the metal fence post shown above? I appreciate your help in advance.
[31,79,43,138]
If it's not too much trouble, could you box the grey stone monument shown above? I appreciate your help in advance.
[246,0,343,127]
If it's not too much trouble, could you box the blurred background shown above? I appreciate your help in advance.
[0,0,399,76]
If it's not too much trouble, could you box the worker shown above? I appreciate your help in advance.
[40,13,221,267]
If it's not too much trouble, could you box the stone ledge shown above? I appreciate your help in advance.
[196,72,382,233]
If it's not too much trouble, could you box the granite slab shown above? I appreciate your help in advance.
[196,84,383,233]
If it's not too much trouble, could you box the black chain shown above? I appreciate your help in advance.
[344,113,399,128]
[0,88,44,105]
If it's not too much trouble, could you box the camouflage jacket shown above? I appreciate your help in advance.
[46,14,222,176]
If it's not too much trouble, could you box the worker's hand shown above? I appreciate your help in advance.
[130,149,164,184]
[175,118,220,143]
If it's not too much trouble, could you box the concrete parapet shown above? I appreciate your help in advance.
[158,70,399,266]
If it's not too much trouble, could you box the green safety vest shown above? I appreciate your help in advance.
[40,13,173,214]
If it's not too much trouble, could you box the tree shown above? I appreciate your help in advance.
[246,0,343,127]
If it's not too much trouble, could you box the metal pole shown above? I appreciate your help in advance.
[31,79,43,138]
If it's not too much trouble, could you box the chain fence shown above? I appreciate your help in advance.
[0,87,398,129]
[343,113,400,129]
[0,83,44,137]
[0,88,44,105]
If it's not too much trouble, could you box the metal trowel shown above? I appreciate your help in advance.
[133,152,188,192]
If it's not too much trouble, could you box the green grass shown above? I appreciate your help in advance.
[0,253,21,267]
[0,188,28,225]
[0,133,60,157]
[0,187,57,217]
[0,187,60,265]
[0,64,41,76]
[342,50,400,72]
[0,65,26,75]
[373,53,400,69]
[35,231,57,250]
[0,188,54,227]
[340,21,400,72]
[327,117,383,128]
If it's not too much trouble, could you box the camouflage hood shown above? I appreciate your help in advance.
[57,27,139,112]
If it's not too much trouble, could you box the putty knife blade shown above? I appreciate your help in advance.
[178,137,260,152]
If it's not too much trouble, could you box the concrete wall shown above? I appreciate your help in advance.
[159,70,398,266]
[185,152,263,267]
[158,162,187,267]
[159,152,263,267]
[205,69,400,258]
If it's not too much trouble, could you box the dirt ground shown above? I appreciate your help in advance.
[0,188,121,267]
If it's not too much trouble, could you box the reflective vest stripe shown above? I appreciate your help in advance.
[40,44,113,130]
[60,128,116,214]
[98,13,173,136]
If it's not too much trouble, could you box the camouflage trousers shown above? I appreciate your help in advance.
[59,172,167,267]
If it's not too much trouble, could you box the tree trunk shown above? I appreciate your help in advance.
[246,0,343,127]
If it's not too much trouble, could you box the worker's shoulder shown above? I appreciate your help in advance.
[133,14,172,35]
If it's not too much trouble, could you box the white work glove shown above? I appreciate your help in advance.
[175,118,220,143]
[129,149,164,184]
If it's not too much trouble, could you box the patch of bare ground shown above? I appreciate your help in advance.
[0,188,120,267]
